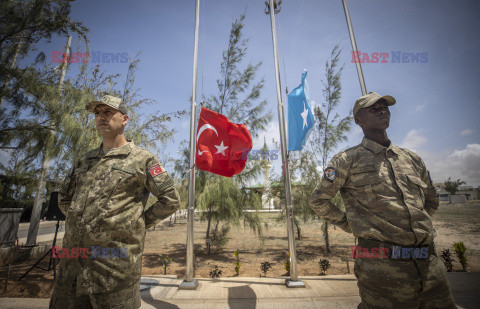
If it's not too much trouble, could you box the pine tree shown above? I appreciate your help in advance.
[1,57,183,212]
[0,0,88,108]
[201,11,271,184]
[309,45,352,252]
[176,12,271,252]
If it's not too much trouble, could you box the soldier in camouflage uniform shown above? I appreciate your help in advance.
[50,95,181,308]
[310,92,456,308]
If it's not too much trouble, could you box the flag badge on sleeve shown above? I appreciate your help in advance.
[149,164,164,177]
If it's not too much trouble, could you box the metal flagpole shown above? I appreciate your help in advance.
[342,0,367,95]
[179,0,200,290]
[267,0,304,288]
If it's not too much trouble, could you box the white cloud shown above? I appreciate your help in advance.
[400,129,427,151]
[460,129,473,136]
[419,144,480,187]
[253,120,280,151]
[415,103,427,112]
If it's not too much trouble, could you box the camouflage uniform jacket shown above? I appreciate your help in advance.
[57,141,180,294]
[310,137,438,246]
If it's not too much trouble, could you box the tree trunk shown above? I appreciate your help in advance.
[323,221,330,253]
[294,220,302,240]
[0,31,24,108]
[206,205,212,255]
[26,36,71,245]
[213,220,220,237]
[27,148,50,245]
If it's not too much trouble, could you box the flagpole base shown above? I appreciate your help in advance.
[285,278,305,288]
[179,279,198,290]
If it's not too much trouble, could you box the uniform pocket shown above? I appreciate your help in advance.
[73,166,88,187]
[406,175,427,206]
[349,165,381,205]
[104,165,136,197]
[97,165,140,228]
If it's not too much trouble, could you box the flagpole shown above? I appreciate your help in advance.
[179,0,200,290]
[267,0,304,288]
[342,0,367,95]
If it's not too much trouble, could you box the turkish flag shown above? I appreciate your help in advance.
[195,107,252,177]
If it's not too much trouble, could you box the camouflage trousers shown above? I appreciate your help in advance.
[49,278,141,309]
[354,253,456,309]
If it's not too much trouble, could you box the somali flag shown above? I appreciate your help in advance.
[288,70,315,151]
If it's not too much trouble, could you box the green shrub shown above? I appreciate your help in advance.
[234,249,241,276]
[440,249,454,272]
[209,265,222,278]
[212,225,230,250]
[453,242,468,271]
[157,254,172,275]
[260,261,272,277]
[283,251,290,276]
[319,258,331,275]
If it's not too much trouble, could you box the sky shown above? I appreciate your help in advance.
[3,0,480,186]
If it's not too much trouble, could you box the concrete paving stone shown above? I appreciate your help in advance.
[1,273,478,308]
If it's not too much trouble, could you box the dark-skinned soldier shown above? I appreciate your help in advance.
[310,92,456,308]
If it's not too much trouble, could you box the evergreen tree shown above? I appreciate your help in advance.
[309,45,352,252]
[176,12,271,252]
[288,150,320,240]
[1,57,183,209]
[0,0,88,108]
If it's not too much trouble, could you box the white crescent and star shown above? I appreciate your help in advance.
[196,124,229,156]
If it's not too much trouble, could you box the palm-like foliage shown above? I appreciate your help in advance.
[443,177,466,195]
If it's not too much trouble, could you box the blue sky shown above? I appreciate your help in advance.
[3,0,480,186]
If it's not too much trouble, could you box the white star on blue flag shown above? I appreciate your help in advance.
[287,70,315,151]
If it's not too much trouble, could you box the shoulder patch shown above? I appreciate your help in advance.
[154,173,174,192]
[324,167,336,182]
[149,163,164,177]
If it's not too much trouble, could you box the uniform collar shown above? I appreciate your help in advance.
[86,140,134,159]
[361,137,398,155]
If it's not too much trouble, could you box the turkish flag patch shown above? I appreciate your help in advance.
[149,164,164,177]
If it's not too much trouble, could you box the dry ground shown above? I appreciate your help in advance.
[1,201,479,298]
[142,201,480,278]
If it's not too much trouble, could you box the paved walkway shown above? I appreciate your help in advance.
[0,272,478,308]
[16,221,65,246]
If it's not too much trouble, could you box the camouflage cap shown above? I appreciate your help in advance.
[353,92,396,117]
[86,95,127,114]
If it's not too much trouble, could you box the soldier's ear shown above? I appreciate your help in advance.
[354,115,361,125]
[122,114,129,126]
[354,109,365,126]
